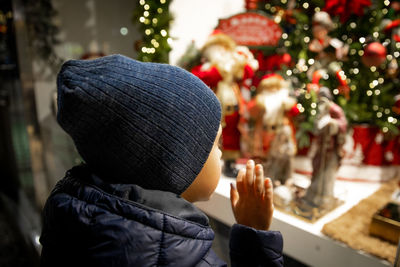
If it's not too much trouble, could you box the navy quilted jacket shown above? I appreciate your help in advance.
[40,165,283,266]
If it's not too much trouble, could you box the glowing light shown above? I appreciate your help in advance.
[144,11,149,17]
[333,89,339,95]
[139,0,145,5]
[303,2,309,9]
[144,4,150,10]
[378,78,384,83]
[394,52,400,58]
[284,40,291,47]
[160,0,166,3]
[370,66,376,72]
[359,37,366,43]
[167,38,173,45]
[311,110,316,116]
[282,33,288,39]
[286,70,292,76]
[377,112,382,118]
[358,50,364,56]
[373,105,378,111]
[160,29,167,37]
[373,32,379,38]
[372,80,379,86]
[382,127,388,133]
[350,22,357,29]
[308,59,314,65]
[374,89,380,95]
[385,108,391,114]
[120,27,128,35]
[367,90,373,96]
[139,17,145,23]
[304,36,310,43]
[152,18,158,24]
[145,29,151,35]
[311,103,317,108]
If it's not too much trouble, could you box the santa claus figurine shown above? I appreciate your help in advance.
[248,74,299,185]
[191,31,258,177]
[302,87,347,208]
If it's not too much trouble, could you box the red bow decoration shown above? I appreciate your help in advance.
[323,0,372,23]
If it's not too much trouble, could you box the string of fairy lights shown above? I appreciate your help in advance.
[134,0,172,63]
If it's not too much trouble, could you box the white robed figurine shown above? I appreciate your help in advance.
[303,87,347,207]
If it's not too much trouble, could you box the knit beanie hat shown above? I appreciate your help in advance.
[57,54,221,195]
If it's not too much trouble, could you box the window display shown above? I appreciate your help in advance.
[179,0,400,265]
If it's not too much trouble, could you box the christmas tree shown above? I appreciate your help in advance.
[132,0,173,63]
[256,0,400,148]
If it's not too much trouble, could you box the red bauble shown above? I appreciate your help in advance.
[361,42,387,67]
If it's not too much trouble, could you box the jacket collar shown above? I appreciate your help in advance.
[58,164,210,227]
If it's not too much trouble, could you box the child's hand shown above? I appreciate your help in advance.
[230,160,274,231]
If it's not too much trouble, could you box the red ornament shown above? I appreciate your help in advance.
[245,0,259,10]
[393,94,400,114]
[361,42,387,67]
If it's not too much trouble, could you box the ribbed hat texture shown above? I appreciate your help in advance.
[57,54,221,194]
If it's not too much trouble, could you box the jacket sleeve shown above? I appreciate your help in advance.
[229,224,283,267]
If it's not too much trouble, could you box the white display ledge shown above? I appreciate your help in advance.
[195,173,392,267]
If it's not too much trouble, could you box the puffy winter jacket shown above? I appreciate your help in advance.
[40,165,283,266]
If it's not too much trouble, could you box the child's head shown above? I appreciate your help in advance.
[57,54,221,199]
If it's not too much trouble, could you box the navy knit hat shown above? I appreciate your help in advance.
[57,54,221,194]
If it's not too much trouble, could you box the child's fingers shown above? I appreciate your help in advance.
[254,164,264,194]
[245,160,255,191]
[236,168,245,194]
[263,178,274,204]
[230,183,239,209]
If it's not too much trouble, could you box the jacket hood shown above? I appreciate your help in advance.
[40,165,215,267]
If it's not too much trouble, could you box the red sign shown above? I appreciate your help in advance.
[215,12,282,47]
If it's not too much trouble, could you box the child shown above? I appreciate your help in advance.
[39,54,283,266]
